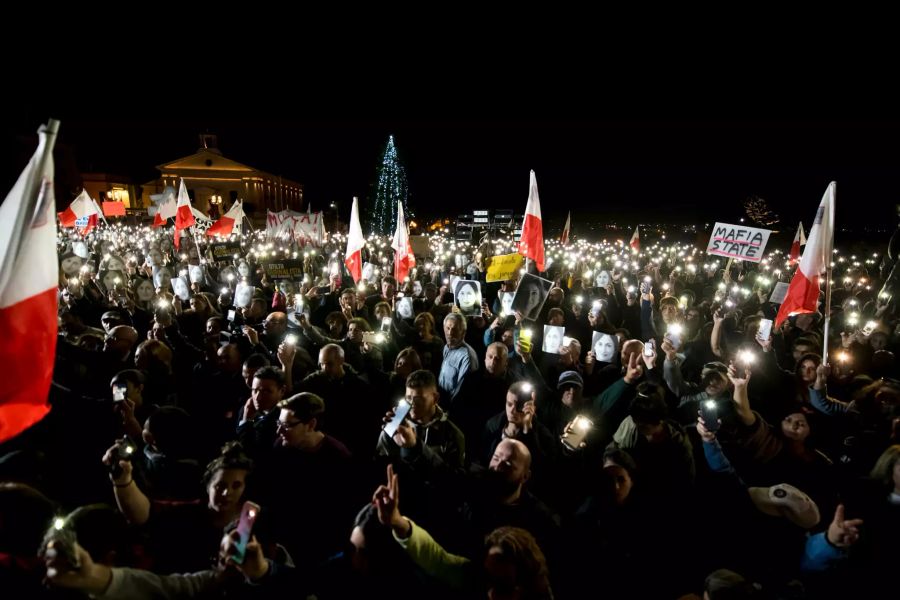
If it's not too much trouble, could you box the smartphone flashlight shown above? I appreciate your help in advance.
[575,295,584,304]
[284,334,298,346]
[575,416,592,431]
[375,333,386,344]
[667,323,683,336]
[737,350,756,365]
[157,299,169,309]
[837,351,850,363]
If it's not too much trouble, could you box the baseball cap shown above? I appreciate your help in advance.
[748,483,820,529]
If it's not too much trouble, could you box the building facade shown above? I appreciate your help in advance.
[141,137,303,219]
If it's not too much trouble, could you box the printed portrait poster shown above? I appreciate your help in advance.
[591,331,619,363]
[453,280,482,317]
[510,273,553,321]
[542,325,565,354]
[234,282,253,308]
[396,296,415,319]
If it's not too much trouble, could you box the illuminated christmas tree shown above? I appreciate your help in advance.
[370,135,412,235]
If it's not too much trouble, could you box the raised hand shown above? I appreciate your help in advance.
[624,352,644,384]
[372,464,408,534]
[392,419,417,448]
[727,361,751,389]
[826,504,863,548]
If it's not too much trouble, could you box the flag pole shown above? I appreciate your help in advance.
[821,183,836,365]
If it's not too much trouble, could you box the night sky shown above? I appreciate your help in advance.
[4,117,900,238]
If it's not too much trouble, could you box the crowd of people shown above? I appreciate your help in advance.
[1,222,899,599]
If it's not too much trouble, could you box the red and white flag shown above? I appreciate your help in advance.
[206,200,244,237]
[629,225,640,252]
[775,182,835,328]
[560,210,571,245]
[173,179,195,249]
[58,189,100,235]
[0,121,60,443]
[391,202,416,284]
[789,221,807,264]
[152,189,177,228]
[518,170,546,272]
[344,196,366,283]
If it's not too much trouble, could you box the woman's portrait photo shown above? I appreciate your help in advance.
[594,270,611,288]
[189,265,204,284]
[591,331,618,364]
[542,325,565,354]
[153,267,173,292]
[396,296,415,319]
[499,291,515,316]
[234,282,253,308]
[511,274,552,321]
[133,278,156,305]
[454,280,482,316]
[59,252,84,277]
[172,276,191,301]
[100,270,126,293]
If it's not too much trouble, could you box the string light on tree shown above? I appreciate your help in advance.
[370,135,413,236]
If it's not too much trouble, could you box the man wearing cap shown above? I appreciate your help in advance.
[662,346,733,425]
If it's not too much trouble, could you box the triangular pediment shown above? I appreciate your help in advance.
[157,149,256,173]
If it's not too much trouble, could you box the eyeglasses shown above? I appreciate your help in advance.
[703,362,728,374]
[276,420,302,431]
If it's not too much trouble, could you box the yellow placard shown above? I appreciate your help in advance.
[486,253,525,283]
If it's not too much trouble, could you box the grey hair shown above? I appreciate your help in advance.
[321,343,345,359]
[443,312,467,331]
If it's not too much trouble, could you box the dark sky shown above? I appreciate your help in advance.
[4,118,900,236]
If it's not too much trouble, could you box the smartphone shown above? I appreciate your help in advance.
[757,318,773,342]
[317,285,330,294]
[232,501,261,565]
[862,320,877,336]
[41,516,80,569]
[113,383,127,403]
[666,324,683,350]
[362,331,379,344]
[700,400,720,433]
[561,416,593,451]
[383,399,412,437]
[519,328,533,353]
[640,279,652,294]
[590,300,603,316]
[381,316,392,332]
[108,437,135,479]
[643,339,655,357]
[227,309,236,322]
[512,382,534,412]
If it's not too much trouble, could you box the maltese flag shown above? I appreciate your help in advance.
[518,170,546,272]
[58,189,100,235]
[775,183,835,327]
[0,120,60,443]
[173,179,196,249]
[344,197,366,283]
[391,202,416,284]
[152,189,177,228]
[629,225,640,252]
[789,221,807,264]
[207,200,244,237]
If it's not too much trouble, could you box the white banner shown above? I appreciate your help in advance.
[266,210,325,245]
[706,222,772,263]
